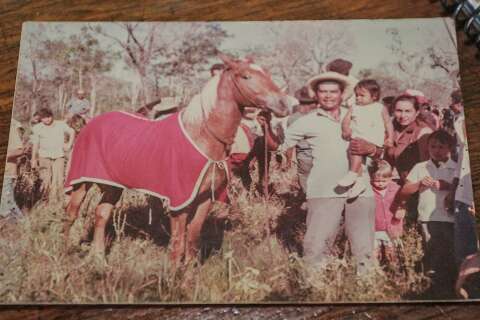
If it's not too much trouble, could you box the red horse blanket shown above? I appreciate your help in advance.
[65,111,225,211]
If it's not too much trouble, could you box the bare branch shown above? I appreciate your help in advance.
[89,23,128,51]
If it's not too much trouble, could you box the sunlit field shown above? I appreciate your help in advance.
[0,162,429,303]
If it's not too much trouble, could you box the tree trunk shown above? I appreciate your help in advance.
[90,74,97,118]
[31,59,38,117]
[138,67,150,106]
[59,82,69,118]
[59,84,64,117]
[79,69,83,91]
[130,81,139,111]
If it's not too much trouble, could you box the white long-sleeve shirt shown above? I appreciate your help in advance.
[281,107,373,199]
[454,115,474,206]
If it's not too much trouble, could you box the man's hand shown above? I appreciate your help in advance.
[350,137,376,156]
[469,204,475,216]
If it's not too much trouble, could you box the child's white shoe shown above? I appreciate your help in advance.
[348,179,366,199]
[338,171,358,187]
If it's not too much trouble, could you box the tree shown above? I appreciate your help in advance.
[64,27,118,117]
[153,23,228,100]
[21,24,118,118]
[18,23,50,118]
[91,22,164,108]
[384,26,460,107]
[243,22,354,94]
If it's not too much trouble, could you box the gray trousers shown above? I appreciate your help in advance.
[420,221,456,298]
[304,197,375,269]
[296,150,313,193]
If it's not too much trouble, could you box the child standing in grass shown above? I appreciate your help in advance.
[401,130,457,298]
[339,79,394,198]
[370,160,405,264]
[31,108,75,202]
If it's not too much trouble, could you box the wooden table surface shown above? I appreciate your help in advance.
[1,0,479,319]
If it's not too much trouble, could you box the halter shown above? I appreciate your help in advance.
[200,67,264,151]
[228,68,264,111]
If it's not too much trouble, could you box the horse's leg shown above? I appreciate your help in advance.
[92,185,122,255]
[169,212,188,265]
[185,199,212,263]
[64,183,90,244]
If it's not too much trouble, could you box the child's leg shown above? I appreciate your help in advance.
[420,222,434,274]
[344,145,367,198]
[338,146,362,187]
[350,153,363,175]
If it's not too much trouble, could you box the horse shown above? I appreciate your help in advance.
[63,53,296,264]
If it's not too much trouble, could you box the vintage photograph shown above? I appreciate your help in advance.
[0,19,478,303]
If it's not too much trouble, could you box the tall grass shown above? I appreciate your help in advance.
[0,163,428,303]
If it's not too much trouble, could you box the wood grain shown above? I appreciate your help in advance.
[1,0,480,318]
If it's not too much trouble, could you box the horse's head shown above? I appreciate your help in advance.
[219,53,295,118]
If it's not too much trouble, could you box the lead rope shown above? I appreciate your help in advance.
[210,160,227,202]
[263,122,269,199]
[211,161,216,201]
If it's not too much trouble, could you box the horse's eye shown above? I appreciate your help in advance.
[241,74,251,80]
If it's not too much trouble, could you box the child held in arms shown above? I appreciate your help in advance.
[339,79,394,198]
[401,130,457,298]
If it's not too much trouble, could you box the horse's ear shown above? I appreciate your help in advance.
[218,52,239,70]
[244,54,255,64]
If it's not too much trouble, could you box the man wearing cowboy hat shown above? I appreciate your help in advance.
[276,71,380,272]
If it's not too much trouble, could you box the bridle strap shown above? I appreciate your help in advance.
[228,69,263,110]
[199,68,265,151]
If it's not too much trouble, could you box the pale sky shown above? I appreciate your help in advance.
[218,18,458,76]
[20,18,458,86]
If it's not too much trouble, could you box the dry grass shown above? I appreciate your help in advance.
[0,162,429,303]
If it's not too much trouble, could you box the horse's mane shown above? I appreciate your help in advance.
[182,73,221,123]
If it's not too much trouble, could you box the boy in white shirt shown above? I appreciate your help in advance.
[31,108,75,202]
[401,130,457,298]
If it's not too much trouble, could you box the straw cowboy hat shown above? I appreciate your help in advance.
[307,71,356,101]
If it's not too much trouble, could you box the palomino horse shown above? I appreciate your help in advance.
[63,53,295,264]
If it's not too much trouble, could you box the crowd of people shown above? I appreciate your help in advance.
[0,58,479,299]
[233,58,479,299]
[1,89,90,217]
